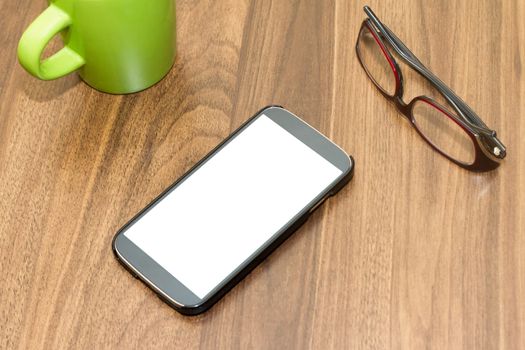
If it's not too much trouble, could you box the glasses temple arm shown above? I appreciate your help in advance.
[365,8,425,66]
[383,28,507,155]
[364,6,491,133]
[390,39,507,154]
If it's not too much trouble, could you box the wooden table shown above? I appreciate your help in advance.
[1,1,524,349]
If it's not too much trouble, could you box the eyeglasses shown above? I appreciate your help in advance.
[356,6,506,172]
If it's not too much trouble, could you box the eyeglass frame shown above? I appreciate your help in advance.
[355,6,506,172]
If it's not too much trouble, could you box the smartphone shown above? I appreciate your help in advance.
[112,106,354,315]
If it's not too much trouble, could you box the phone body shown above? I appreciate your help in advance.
[112,106,354,315]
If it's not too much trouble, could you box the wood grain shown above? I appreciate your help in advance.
[1,0,524,349]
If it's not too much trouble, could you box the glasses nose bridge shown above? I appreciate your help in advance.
[391,95,411,119]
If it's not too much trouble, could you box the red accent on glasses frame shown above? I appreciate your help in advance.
[363,22,401,95]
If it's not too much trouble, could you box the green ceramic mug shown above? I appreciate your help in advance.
[18,0,176,94]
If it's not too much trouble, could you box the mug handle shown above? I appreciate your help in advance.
[18,4,85,80]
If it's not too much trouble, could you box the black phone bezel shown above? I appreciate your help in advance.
[112,105,354,315]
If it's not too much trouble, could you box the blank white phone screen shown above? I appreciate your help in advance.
[124,114,343,298]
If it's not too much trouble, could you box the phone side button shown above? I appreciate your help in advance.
[309,195,328,214]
